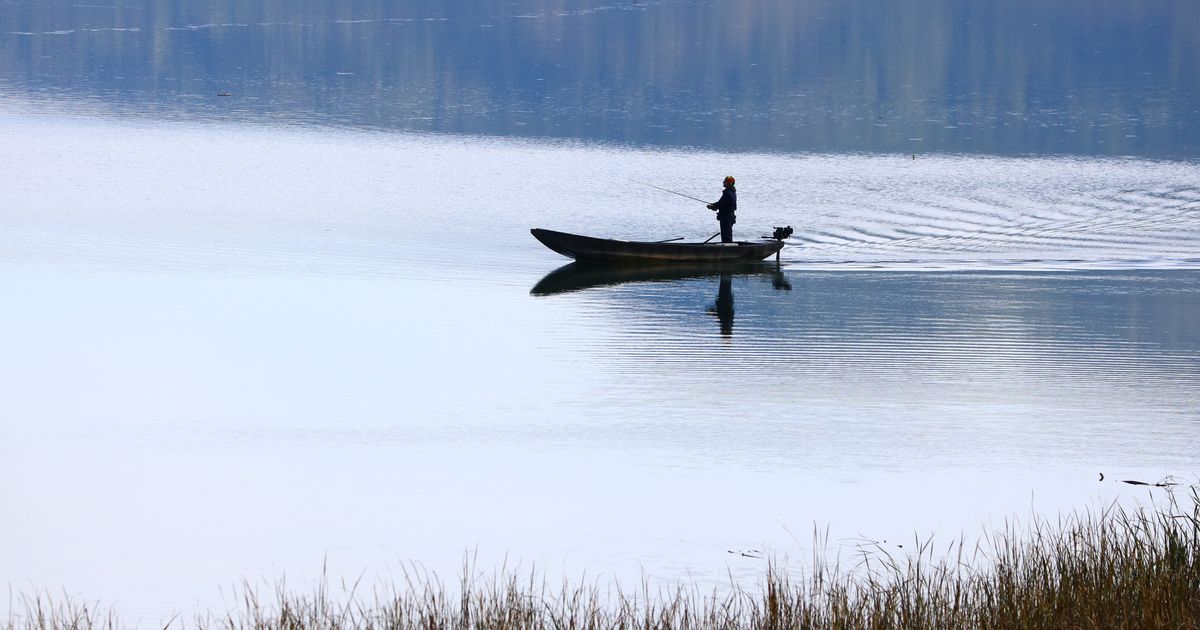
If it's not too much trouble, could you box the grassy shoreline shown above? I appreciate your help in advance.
[7,490,1198,629]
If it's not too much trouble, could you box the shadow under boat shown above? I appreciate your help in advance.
[530,261,791,296]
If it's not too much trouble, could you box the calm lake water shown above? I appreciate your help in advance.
[2,0,1199,622]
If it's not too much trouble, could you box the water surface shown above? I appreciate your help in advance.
[2,0,1198,156]
[2,0,1199,620]
[1,112,1197,619]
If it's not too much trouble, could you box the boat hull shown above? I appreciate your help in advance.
[531,228,784,263]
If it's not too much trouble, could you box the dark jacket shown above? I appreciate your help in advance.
[712,186,737,223]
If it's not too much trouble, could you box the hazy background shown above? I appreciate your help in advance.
[2,0,1198,156]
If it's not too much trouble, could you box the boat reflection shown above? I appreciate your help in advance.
[530,262,790,296]
[531,262,791,338]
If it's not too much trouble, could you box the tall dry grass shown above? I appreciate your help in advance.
[7,487,1198,629]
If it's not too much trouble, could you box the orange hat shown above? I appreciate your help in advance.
[723,175,735,186]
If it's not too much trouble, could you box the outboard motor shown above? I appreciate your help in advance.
[760,226,795,264]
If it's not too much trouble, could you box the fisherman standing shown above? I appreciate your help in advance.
[706,176,737,243]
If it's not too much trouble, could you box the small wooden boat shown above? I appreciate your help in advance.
[531,228,785,263]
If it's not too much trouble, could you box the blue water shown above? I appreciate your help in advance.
[1,0,1198,622]
[2,0,1198,157]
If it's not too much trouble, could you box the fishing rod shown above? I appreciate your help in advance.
[631,180,797,249]
[629,179,711,205]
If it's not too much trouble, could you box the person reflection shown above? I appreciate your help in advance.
[707,272,735,337]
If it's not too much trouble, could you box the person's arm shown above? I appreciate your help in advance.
[709,190,731,212]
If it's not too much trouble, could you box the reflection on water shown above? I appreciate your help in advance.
[534,264,1199,466]
[533,262,793,338]
[565,270,1200,440]
[531,261,790,296]
[710,274,734,337]
[1,0,1197,156]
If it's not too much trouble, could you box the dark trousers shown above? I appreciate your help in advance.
[720,220,734,243]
